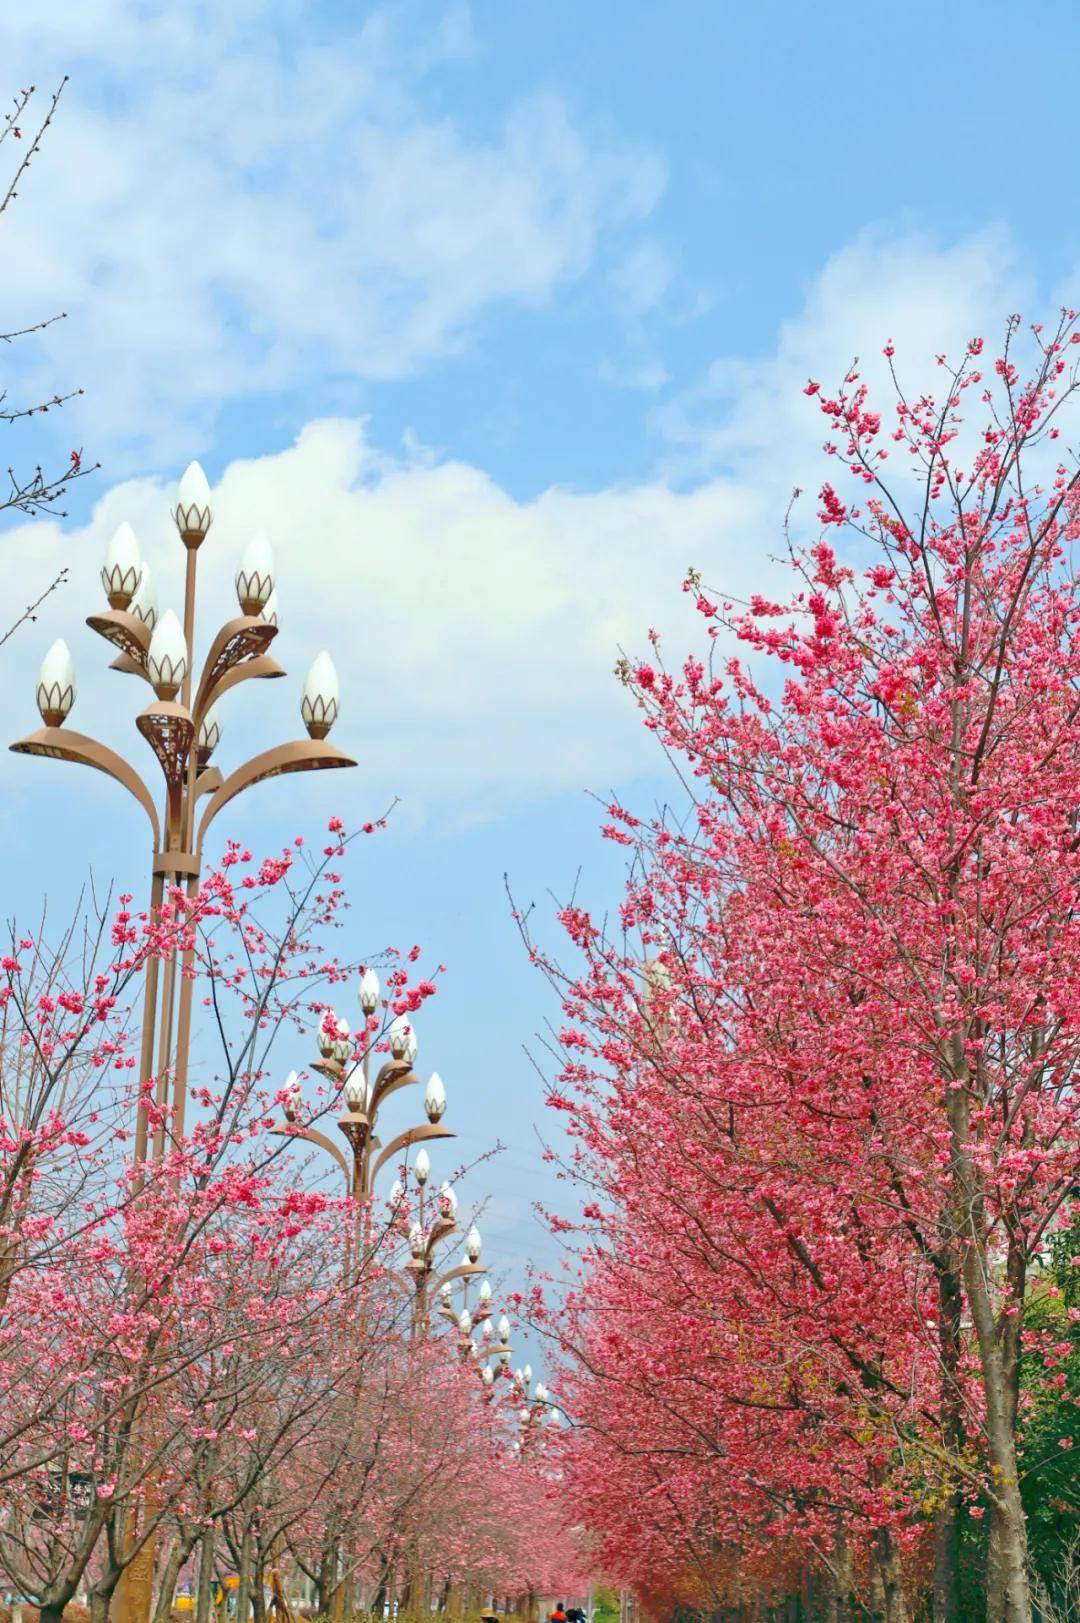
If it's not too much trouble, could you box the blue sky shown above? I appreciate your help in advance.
[1,0,1078,1357]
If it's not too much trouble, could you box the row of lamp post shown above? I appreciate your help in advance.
[274,990,497,1336]
[10,459,555,1621]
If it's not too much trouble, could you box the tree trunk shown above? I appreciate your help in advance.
[969,1289,1031,1623]
[251,1558,267,1623]
[88,1556,125,1623]
[154,1530,198,1623]
[829,1526,854,1623]
[932,1494,960,1623]
[317,1538,337,1620]
[236,1526,253,1623]
[987,1509,1006,1623]
[950,1091,1032,1623]
[933,1257,965,1623]
[874,1527,909,1623]
[196,1528,217,1623]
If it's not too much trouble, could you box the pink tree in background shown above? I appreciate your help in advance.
[525,314,1080,1623]
[0,822,443,1623]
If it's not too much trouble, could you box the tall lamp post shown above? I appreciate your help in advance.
[10,467,356,1623]
[10,463,356,1160]
[277,1002,480,1623]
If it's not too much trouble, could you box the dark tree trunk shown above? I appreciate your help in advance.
[195,1526,217,1623]
[236,1525,253,1623]
[251,1558,267,1623]
[933,1258,965,1623]
[154,1529,199,1623]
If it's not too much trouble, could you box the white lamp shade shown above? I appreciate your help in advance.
[498,1315,510,1343]
[331,1018,352,1064]
[197,703,222,758]
[301,650,340,739]
[359,968,380,1013]
[147,609,188,697]
[481,1319,492,1341]
[316,1014,336,1057]
[458,1309,472,1335]
[129,560,158,629]
[440,1280,453,1302]
[36,638,77,725]
[424,1071,446,1122]
[344,1071,365,1110]
[101,522,142,607]
[482,1365,494,1387]
[520,1408,532,1426]
[388,1014,415,1061]
[409,1223,424,1258]
[236,533,275,613]
[261,587,280,628]
[174,461,212,540]
[414,1147,431,1184]
[548,1408,562,1427]
[439,1182,458,1215]
[387,1179,404,1210]
[282,1069,302,1120]
[465,1223,482,1262]
[535,1383,547,1404]
[479,1278,492,1302]
[523,1364,533,1384]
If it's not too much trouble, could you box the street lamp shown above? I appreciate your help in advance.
[11,463,357,1163]
[515,1368,558,1449]
[272,979,462,1329]
[437,1257,516,1396]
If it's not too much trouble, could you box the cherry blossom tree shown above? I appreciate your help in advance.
[0,819,442,1623]
[525,313,1080,1623]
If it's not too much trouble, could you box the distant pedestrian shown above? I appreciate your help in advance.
[550,1605,567,1623]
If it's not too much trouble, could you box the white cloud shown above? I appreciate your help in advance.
[0,225,1039,837]
[0,420,768,833]
[659,225,1032,487]
[0,2,664,464]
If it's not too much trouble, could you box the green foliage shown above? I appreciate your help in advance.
[591,1588,618,1623]
[1021,1214,1080,1587]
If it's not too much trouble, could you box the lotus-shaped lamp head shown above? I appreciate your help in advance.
[301,651,339,740]
[36,639,76,726]
[174,461,212,545]
[147,610,188,700]
[236,533,275,616]
[101,523,142,610]
[129,560,158,630]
